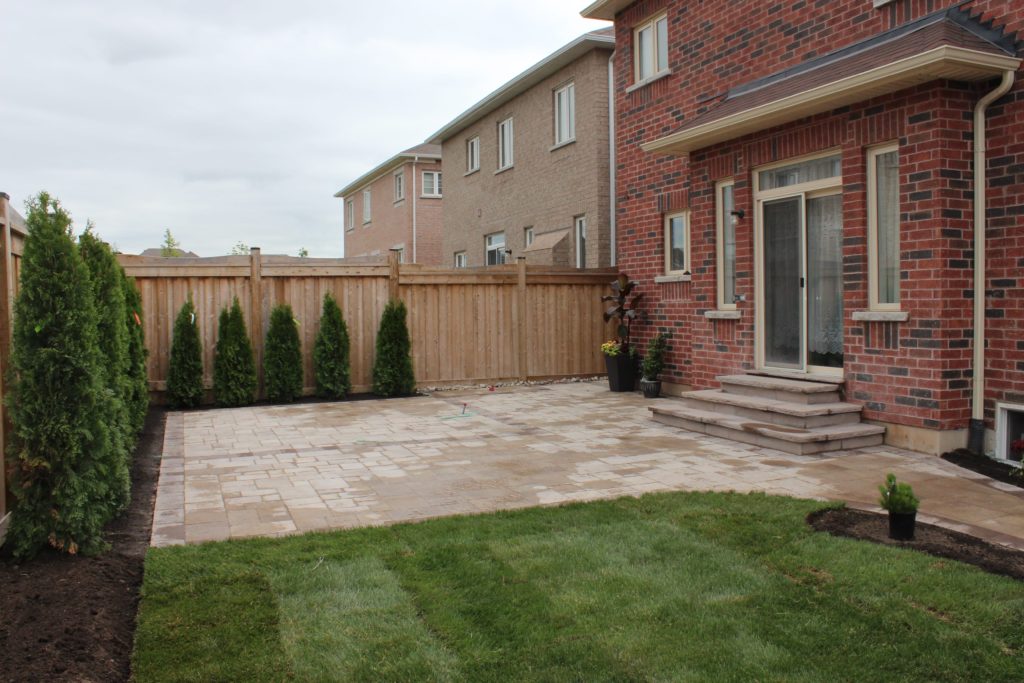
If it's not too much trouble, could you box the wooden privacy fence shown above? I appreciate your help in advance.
[118,250,616,400]
[0,193,27,543]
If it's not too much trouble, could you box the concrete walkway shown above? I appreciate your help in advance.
[151,381,1024,550]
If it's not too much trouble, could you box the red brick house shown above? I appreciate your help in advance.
[583,0,1022,456]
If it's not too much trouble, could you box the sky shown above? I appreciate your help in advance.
[1,1,608,257]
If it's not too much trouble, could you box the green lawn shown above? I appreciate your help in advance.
[134,492,1024,682]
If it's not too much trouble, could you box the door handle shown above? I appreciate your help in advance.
[799,277,805,288]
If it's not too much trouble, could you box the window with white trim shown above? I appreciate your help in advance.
[498,117,514,170]
[524,227,534,247]
[394,247,405,264]
[467,136,480,173]
[394,170,404,202]
[345,199,354,231]
[575,216,587,268]
[454,251,467,268]
[634,12,668,82]
[716,180,737,309]
[422,171,442,197]
[485,232,506,266]
[554,83,575,145]
[868,144,900,309]
[664,211,689,274]
[362,188,371,224]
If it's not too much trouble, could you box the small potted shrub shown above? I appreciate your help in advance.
[601,273,643,392]
[878,473,919,541]
[639,332,669,399]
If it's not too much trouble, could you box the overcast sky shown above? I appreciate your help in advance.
[1,1,608,257]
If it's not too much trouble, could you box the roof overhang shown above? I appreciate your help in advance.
[643,46,1021,156]
[580,0,632,21]
[333,150,441,199]
[427,31,614,145]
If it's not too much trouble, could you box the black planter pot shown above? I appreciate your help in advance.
[605,354,637,392]
[888,511,916,541]
[639,378,661,398]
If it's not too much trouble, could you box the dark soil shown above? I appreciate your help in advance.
[809,507,1024,582]
[941,448,1024,489]
[0,409,165,683]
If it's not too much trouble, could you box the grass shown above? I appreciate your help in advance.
[133,492,1024,682]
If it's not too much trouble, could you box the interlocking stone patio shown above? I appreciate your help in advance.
[152,381,1024,549]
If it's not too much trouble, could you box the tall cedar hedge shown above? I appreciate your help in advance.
[166,296,204,408]
[5,193,113,558]
[372,298,415,397]
[78,229,132,514]
[313,293,351,399]
[213,297,256,407]
[264,303,302,402]
[122,272,149,431]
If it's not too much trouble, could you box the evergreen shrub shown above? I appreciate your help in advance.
[122,272,149,431]
[264,303,302,402]
[213,297,256,407]
[313,293,351,399]
[166,296,204,409]
[371,298,415,397]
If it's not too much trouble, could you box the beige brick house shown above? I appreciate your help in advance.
[334,143,443,265]
[427,29,615,268]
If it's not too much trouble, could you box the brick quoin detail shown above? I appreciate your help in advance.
[608,0,1024,435]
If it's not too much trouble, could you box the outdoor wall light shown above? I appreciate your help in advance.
[730,209,745,220]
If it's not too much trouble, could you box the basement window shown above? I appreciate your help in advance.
[996,403,1024,463]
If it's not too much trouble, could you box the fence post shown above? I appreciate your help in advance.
[388,249,400,302]
[517,257,528,381]
[0,193,12,539]
[250,247,264,399]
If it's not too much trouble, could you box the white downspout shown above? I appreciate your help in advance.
[968,69,1015,454]
[608,52,617,267]
[412,155,420,263]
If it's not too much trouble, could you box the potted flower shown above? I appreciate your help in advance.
[639,332,669,399]
[878,473,919,541]
[601,274,643,392]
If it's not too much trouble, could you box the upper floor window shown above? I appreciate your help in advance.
[467,136,480,173]
[422,171,442,197]
[868,144,900,309]
[394,247,405,264]
[454,251,467,268]
[394,170,404,202]
[498,117,514,170]
[345,199,354,231]
[485,232,507,265]
[716,180,737,309]
[362,188,372,224]
[665,211,689,274]
[554,83,575,145]
[635,12,668,82]
[524,226,534,247]
[575,216,587,268]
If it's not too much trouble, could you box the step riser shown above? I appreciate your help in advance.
[652,412,883,456]
[721,383,840,405]
[676,397,861,428]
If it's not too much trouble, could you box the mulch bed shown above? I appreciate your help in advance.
[809,507,1024,582]
[941,448,1024,489]
[0,409,165,683]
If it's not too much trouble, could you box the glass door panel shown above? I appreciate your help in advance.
[806,195,844,369]
[763,197,803,368]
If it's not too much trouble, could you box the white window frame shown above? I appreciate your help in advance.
[554,82,575,146]
[393,247,405,264]
[394,170,405,202]
[345,198,354,232]
[498,117,514,170]
[634,12,669,83]
[575,216,587,268]
[524,227,534,247]
[867,143,901,311]
[716,179,737,310]
[466,136,480,173]
[454,251,467,268]
[362,188,372,224]
[664,211,690,275]
[485,232,506,266]
[422,171,442,198]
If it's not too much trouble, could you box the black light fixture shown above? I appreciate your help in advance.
[730,209,745,219]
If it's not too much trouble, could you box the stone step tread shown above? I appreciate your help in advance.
[718,374,841,394]
[649,406,885,444]
[679,390,862,417]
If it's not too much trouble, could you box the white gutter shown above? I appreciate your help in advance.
[608,52,617,267]
[412,155,419,263]
[968,69,1016,453]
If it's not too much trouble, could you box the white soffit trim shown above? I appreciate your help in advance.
[642,46,1022,156]
[581,0,631,21]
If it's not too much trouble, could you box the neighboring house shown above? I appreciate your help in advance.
[334,144,443,265]
[583,0,1023,456]
[427,29,615,268]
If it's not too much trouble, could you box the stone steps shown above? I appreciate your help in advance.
[675,389,862,429]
